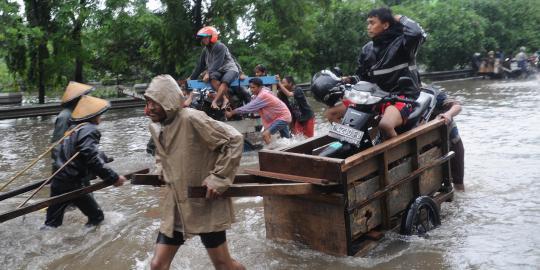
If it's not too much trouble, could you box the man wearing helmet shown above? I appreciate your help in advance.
[342,7,426,140]
[190,26,241,110]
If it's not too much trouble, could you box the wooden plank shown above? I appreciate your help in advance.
[187,76,277,89]
[131,174,164,186]
[386,158,414,217]
[0,168,149,223]
[347,159,416,238]
[347,176,380,209]
[281,135,336,154]
[346,140,414,185]
[188,183,339,198]
[346,151,454,212]
[0,179,46,201]
[264,195,348,256]
[243,169,331,185]
[378,152,390,229]
[416,127,442,151]
[346,157,378,184]
[342,119,445,172]
[258,150,343,183]
[349,200,382,238]
[131,173,294,186]
[418,147,443,195]
[387,140,414,164]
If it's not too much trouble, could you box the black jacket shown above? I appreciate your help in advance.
[354,16,425,95]
[52,123,118,189]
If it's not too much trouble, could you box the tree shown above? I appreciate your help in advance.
[0,0,27,80]
[25,0,53,103]
[394,1,489,70]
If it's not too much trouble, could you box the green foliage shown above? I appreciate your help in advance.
[394,0,489,70]
[1,0,540,100]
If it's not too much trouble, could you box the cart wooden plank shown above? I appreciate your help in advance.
[243,169,332,185]
[188,183,339,198]
[342,119,445,171]
[0,168,149,223]
[0,179,46,201]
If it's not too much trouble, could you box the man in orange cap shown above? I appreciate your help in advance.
[190,26,241,110]
[44,95,126,228]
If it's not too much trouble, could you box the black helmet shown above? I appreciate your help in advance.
[310,70,344,107]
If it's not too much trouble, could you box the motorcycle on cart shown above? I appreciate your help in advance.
[311,70,440,159]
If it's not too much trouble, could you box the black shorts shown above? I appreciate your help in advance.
[209,70,239,86]
[156,230,226,249]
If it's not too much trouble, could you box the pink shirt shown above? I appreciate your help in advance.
[234,89,292,128]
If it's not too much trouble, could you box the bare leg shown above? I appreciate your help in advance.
[150,243,180,270]
[217,83,230,109]
[206,241,245,270]
[378,105,403,140]
[262,130,272,144]
[324,103,347,123]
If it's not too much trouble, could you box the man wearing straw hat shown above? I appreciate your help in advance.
[44,95,126,228]
[51,82,95,143]
[144,75,245,270]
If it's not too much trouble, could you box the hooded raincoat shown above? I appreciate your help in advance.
[144,75,243,237]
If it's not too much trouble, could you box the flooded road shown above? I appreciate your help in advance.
[0,76,539,269]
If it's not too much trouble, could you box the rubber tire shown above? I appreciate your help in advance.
[400,196,441,235]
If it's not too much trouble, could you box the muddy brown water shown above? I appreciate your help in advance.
[0,76,539,269]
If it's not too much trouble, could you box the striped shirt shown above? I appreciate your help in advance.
[233,89,291,128]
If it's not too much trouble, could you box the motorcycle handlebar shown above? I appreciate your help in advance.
[382,96,419,106]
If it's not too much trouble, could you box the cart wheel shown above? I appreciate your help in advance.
[400,196,441,235]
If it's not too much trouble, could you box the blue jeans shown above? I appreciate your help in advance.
[267,120,291,138]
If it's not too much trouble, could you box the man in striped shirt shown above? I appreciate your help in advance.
[225,77,291,144]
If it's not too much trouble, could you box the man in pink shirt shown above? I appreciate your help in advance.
[225,77,291,144]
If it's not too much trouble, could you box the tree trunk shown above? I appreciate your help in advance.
[193,0,203,31]
[73,0,86,82]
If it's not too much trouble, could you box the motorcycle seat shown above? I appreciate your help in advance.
[408,91,432,120]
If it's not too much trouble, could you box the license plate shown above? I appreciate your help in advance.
[329,123,364,146]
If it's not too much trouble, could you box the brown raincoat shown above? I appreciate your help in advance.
[144,75,243,237]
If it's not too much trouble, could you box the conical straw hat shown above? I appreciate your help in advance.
[71,95,111,122]
[61,81,95,104]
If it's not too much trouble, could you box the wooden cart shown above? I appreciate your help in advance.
[248,119,454,256]
[132,119,455,256]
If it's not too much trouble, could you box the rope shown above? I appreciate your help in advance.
[0,122,86,192]
[17,151,80,209]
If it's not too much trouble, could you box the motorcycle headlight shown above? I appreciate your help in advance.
[345,90,381,104]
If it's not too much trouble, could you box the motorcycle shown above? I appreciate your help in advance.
[312,70,440,159]
[189,85,251,121]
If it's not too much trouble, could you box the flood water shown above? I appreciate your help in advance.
[0,76,539,270]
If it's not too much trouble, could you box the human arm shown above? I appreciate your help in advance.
[191,113,243,196]
[399,15,427,51]
[183,91,194,107]
[190,50,207,80]
[77,128,124,186]
[275,75,294,97]
[231,94,268,114]
[436,94,462,125]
